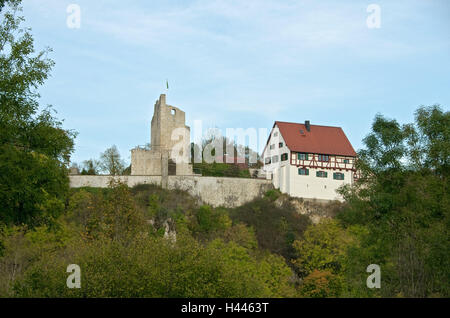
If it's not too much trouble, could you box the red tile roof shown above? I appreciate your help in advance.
[274,121,357,157]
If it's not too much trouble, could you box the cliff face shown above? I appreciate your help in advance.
[273,194,343,224]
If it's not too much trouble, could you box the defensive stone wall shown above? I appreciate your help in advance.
[69,175,273,208]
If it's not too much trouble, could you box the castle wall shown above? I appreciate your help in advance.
[130,149,161,175]
[69,175,273,208]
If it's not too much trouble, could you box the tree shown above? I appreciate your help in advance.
[408,105,449,177]
[0,0,76,226]
[292,219,358,277]
[80,159,101,175]
[99,145,125,175]
[0,0,14,13]
[299,270,343,298]
[338,105,449,297]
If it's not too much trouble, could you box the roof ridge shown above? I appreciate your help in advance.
[275,121,343,129]
[271,121,356,157]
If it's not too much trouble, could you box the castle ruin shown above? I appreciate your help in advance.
[69,93,273,207]
[131,94,194,179]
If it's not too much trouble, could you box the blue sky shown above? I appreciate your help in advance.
[21,0,450,165]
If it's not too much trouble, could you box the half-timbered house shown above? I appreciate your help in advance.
[262,121,357,201]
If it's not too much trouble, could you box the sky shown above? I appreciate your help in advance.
[19,0,450,165]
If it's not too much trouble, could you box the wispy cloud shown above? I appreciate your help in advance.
[20,0,450,163]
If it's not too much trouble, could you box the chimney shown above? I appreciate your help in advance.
[305,120,310,132]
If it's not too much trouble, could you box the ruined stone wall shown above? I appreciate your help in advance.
[131,94,193,176]
[69,175,273,208]
[130,148,161,175]
[151,94,190,153]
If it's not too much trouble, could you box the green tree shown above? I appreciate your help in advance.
[338,105,449,297]
[292,219,359,277]
[80,159,101,175]
[0,0,76,226]
[407,105,449,176]
[99,145,125,175]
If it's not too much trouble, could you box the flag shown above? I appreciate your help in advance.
[166,80,169,90]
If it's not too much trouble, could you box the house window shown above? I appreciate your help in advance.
[281,153,288,161]
[298,153,308,160]
[333,172,344,180]
[272,155,279,163]
[279,142,283,148]
[318,154,329,162]
[273,132,278,137]
[269,144,275,150]
[344,159,350,164]
[265,157,271,164]
[171,109,176,115]
[298,168,309,175]
[316,171,328,178]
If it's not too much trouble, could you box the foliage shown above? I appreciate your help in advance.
[292,219,359,277]
[299,270,343,298]
[264,189,282,202]
[229,196,310,261]
[99,145,125,175]
[337,105,449,297]
[0,0,75,226]
[193,162,251,178]
[80,159,101,175]
[1,181,297,298]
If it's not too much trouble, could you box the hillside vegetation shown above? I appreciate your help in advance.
[0,184,310,297]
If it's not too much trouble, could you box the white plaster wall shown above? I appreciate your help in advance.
[262,125,290,173]
[287,165,353,201]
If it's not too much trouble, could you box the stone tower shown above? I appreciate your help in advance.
[131,94,193,177]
